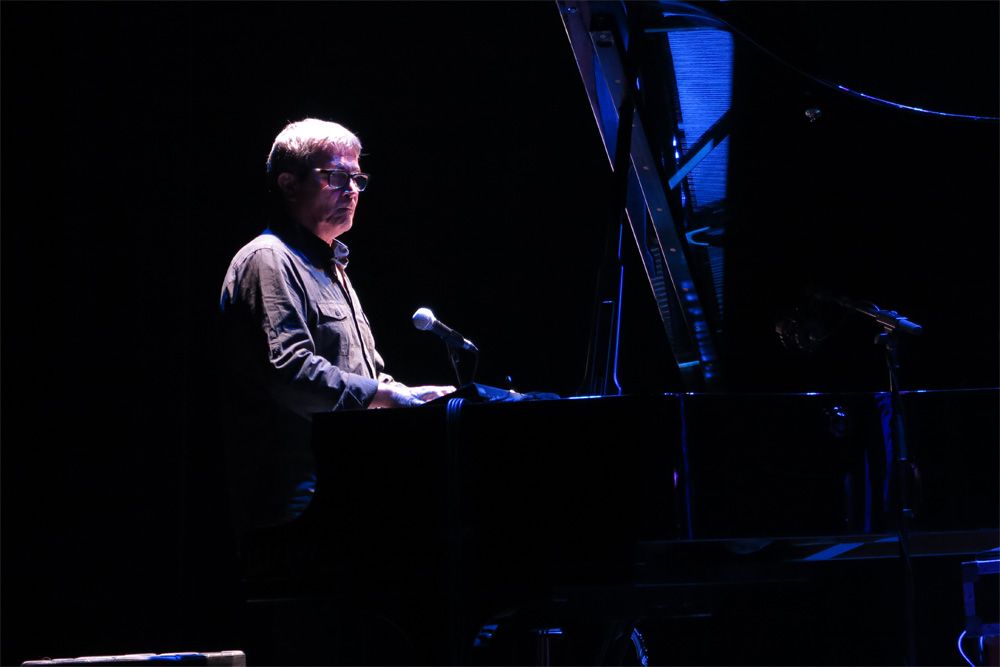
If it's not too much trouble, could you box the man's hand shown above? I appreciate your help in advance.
[409,385,457,401]
[368,383,456,409]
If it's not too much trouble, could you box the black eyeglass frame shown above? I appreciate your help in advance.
[313,168,370,191]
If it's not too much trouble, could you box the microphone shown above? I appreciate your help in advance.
[813,291,924,336]
[412,307,479,353]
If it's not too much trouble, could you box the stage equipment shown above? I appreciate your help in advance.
[413,307,480,385]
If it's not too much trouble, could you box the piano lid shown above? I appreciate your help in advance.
[558,0,999,393]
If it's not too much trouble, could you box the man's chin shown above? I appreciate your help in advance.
[322,217,353,237]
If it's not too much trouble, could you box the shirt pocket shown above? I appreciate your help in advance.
[315,301,351,359]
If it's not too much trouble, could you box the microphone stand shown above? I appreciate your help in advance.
[797,291,922,663]
[865,304,921,666]
[878,327,917,665]
[444,341,479,387]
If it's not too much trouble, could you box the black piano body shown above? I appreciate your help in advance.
[237,387,998,665]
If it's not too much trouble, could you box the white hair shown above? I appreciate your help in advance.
[266,118,362,189]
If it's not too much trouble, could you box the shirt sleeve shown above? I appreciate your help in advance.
[223,247,380,417]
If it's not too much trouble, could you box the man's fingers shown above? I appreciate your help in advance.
[411,385,457,400]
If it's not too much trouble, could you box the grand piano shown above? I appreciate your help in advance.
[241,2,999,665]
[266,388,994,665]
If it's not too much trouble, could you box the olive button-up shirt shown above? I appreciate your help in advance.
[220,220,390,530]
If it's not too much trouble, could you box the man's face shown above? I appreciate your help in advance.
[291,152,362,242]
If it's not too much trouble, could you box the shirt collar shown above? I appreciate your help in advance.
[268,217,350,272]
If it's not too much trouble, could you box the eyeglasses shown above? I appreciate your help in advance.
[314,168,370,192]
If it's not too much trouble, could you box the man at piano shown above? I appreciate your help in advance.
[219,118,454,533]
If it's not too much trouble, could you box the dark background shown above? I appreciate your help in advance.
[2,1,996,664]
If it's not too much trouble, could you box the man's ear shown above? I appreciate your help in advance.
[277,172,298,200]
